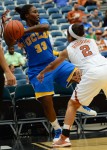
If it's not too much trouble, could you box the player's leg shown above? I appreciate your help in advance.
[29,72,62,141]
[53,69,102,147]
[55,60,97,116]
[38,95,62,140]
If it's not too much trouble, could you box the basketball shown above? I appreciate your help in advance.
[4,20,24,40]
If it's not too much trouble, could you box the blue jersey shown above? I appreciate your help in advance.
[19,19,56,70]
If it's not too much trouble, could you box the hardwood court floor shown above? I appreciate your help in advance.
[0,131,107,150]
[0,136,107,150]
[33,137,107,150]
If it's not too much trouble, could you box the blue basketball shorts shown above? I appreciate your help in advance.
[29,60,76,98]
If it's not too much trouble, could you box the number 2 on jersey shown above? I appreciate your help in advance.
[80,45,93,57]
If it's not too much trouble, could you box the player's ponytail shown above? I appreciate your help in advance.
[15,4,33,21]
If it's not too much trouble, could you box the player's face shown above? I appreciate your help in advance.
[26,6,39,25]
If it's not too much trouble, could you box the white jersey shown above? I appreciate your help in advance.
[67,37,107,74]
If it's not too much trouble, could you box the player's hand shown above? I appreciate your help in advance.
[5,71,16,86]
[1,10,11,24]
[36,73,44,82]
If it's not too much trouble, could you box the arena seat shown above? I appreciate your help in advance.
[14,68,23,74]
[17,79,27,86]
[53,41,64,47]
[61,6,72,14]
[56,18,68,24]
[51,31,63,38]
[15,74,26,80]
[17,0,27,5]
[4,1,14,6]
[85,5,97,12]
[47,8,59,15]
[44,3,54,10]
[29,0,39,3]
[57,45,66,51]
[51,13,62,19]
[50,25,59,31]
[61,24,69,30]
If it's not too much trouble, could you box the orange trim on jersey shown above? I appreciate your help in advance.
[35,91,54,99]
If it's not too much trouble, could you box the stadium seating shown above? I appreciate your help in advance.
[51,31,63,38]
[50,25,59,31]
[57,45,66,51]
[51,13,62,19]
[47,8,59,15]
[4,1,14,6]
[15,74,26,80]
[17,79,27,86]
[56,18,68,24]
[61,6,72,14]
[44,3,54,10]
[85,5,97,12]
[17,0,27,5]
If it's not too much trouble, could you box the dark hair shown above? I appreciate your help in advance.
[15,4,33,20]
[72,24,84,37]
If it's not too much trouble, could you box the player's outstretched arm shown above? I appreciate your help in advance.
[25,24,50,33]
[37,50,68,82]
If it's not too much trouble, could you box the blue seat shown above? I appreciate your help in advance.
[44,3,54,9]
[15,74,26,80]
[4,1,14,5]
[13,15,21,21]
[6,5,15,11]
[61,6,72,14]
[50,25,59,31]
[40,14,49,19]
[100,51,107,58]
[15,49,23,55]
[34,3,42,8]
[17,0,27,5]
[14,68,23,74]
[55,38,67,43]
[48,19,54,25]
[10,11,16,16]
[14,84,45,121]
[57,18,68,24]
[61,24,69,30]
[57,45,66,51]
[0,6,4,11]
[51,13,62,19]
[21,21,26,26]
[47,8,59,15]
[51,31,63,38]
[85,5,97,12]
[78,6,85,11]
[54,41,64,47]
[38,9,46,14]
[17,79,27,86]
[29,0,39,3]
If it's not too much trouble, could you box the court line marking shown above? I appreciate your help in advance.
[32,142,52,150]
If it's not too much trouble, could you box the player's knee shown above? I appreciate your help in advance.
[71,69,82,83]
[68,99,81,110]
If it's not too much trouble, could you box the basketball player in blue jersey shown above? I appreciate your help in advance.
[2,5,97,143]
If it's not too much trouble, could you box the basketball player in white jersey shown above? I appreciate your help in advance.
[37,23,107,147]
